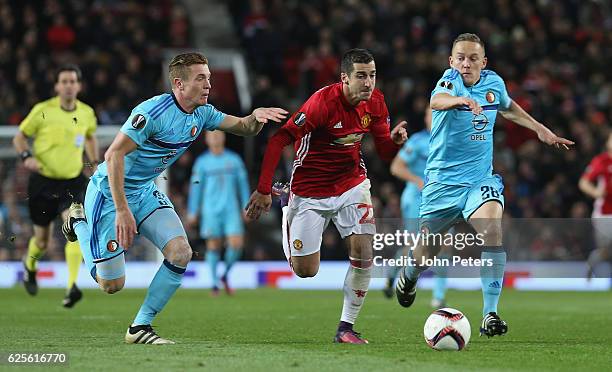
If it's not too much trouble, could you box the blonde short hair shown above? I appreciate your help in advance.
[452,33,485,54]
[168,52,208,83]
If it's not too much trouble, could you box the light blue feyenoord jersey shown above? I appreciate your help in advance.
[187,149,250,216]
[426,68,511,186]
[399,129,430,196]
[91,93,226,197]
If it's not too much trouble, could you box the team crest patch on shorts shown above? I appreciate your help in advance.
[293,239,303,250]
[360,114,371,129]
[107,240,119,252]
[131,114,146,129]
[486,91,495,103]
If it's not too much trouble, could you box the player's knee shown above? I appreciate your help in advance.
[292,262,319,278]
[479,221,502,245]
[99,278,124,294]
[164,239,192,267]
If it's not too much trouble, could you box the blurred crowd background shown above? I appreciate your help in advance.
[1,0,611,262]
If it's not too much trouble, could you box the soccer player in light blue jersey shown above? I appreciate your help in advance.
[395,34,574,337]
[61,52,287,344]
[384,107,450,308]
[187,130,250,296]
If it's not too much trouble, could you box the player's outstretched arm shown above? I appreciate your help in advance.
[105,133,138,249]
[218,107,288,137]
[431,93,482,114]
[499,100,574,150]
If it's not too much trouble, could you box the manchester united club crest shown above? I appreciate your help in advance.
[107,240,119,252]
[190,126,198,137]
[486,91,496,103]
[293,239,303,250]
[360,114,371,129]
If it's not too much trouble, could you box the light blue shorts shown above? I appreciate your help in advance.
[84,182,187,264]
[419,174,504,233]
[201,208,244,239]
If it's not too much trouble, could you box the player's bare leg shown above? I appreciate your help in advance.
[290,251,320,278]
[468,201,508,337]
[206,238,223,296]
[334,234,372,344]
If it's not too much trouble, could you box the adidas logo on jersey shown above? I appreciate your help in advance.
[488,281,501,288]
[333,121,343,129]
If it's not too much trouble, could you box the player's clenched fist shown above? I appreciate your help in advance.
[245,190,272,220]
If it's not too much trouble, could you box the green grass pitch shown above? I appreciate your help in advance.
[0,287,610,371]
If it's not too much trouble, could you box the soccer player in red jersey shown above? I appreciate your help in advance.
[579,131,612,279]
[246,49,408,344]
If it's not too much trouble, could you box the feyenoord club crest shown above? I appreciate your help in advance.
[107,240,119,252]
[190,126,198,137]
[486,91,496,103]
[360,114,371,129]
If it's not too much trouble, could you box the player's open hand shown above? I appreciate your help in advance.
[391,121,408,145]
[115,209,137,250]
[253,107,289,124]
[458,97,482,115]
[245,190,272,220]
[537,126,574,150]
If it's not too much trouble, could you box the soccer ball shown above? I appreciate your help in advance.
[423,308,471,351]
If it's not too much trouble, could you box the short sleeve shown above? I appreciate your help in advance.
[431,69,460,98]
[282,92,327,139]
[19,103,45,137]
[199,104,226,130]
[86,107,98,136]
[120,109,157,147]
[498,79,512,110]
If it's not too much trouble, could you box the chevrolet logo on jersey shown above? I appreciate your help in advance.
[472,113,489,131]
[332,133,364,146]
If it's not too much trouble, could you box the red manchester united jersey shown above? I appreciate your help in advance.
[257,82,399,197]
[583,152,612,215]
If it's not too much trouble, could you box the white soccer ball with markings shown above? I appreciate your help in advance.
[423,308,471,351]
